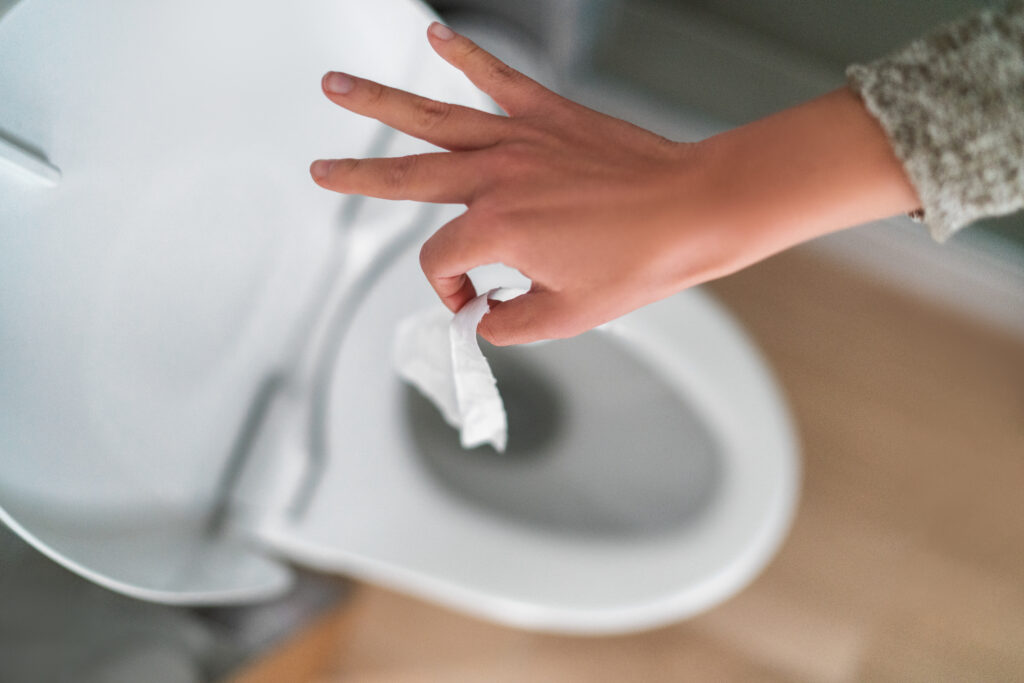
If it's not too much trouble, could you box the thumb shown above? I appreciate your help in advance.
[478,290,567,346]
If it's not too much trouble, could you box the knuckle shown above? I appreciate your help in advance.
[419,221,458,274]
[461,41,521,84]
[419,238,436,272]
[459,41,485,63]
[485,58,520,85]
[413,98,452,131]
[487,141,533,179]
[363,80,387,106]
[384,155,418,191]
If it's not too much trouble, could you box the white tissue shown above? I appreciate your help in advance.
[394,289,508,452]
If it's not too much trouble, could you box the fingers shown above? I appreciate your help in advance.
[440,273,478,315]
[478,290,567,346]
[426,22,551,116]
[419,212,503,311]
[310,152,484,203]
[321,71,507,151]
[419,210,575,345]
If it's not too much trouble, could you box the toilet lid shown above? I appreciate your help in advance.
[255,235,800,634]
[0,0,486,603]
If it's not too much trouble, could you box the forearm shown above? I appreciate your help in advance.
[314,24,931,344]
[699,87,921,268]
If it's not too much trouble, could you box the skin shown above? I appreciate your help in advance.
[311,22,921,346]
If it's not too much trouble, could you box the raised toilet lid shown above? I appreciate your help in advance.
[0,0,488,603]
[256,232,800,634]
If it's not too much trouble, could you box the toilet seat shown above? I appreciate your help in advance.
[248,229,799,634]
[0,0,799,634]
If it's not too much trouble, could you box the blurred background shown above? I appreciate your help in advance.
[434,0,1024,250]
[2,1,1022,681]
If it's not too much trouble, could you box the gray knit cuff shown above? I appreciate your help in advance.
[846,2,1024,242]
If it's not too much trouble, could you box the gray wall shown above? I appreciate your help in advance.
[591,0,1022,249]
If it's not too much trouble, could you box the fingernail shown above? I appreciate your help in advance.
[428,22,456,40]
[323,71,355,95]
[310,159,334,180]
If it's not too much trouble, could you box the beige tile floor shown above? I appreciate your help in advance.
[234,246,1024,683]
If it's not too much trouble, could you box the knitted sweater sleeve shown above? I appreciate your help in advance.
[846,1,1024,241]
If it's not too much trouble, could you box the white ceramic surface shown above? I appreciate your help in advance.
[0,0,485,603]
[0,0,799,633]
[255,235,800,634]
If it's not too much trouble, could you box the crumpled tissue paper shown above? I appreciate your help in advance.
[394,289,511,452]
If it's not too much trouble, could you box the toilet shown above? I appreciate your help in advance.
[0,0,798,634]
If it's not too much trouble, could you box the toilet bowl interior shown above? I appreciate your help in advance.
[403,334,724,541]
[254,230,799,634]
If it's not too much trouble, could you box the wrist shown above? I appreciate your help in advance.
[699,87,921,266]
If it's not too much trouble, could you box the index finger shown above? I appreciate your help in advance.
[426,22,553,116]
[321,71,508,151]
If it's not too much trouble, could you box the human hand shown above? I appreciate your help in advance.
[310,22,724,345]
[311,22,920,345]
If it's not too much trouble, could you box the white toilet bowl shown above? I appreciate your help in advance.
[246,226,800,634]
[0,0,799,634]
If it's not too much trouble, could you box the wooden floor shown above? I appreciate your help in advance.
[234,247,1024,683]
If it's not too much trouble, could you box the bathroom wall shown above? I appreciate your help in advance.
[664,0,985,67]
[592,0,1024,252]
